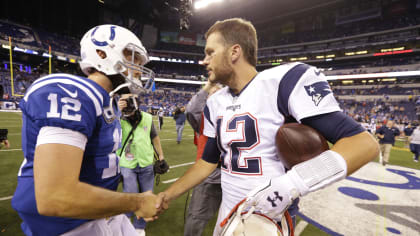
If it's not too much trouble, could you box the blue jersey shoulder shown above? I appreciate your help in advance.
[21,73,106,137]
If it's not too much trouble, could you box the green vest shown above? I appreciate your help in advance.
[118,112,154,168]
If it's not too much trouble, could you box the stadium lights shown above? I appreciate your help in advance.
[380,47,404,53]
[149,56,197,64]
[345,50,368,56]
[290,57,307,61]
[149,56,161,61]
[24,49,38,55]
[2,44,11,50]
[42,53,52,58]
[13,46,25,52]
[57,56,67,61]
[195,0,223,10]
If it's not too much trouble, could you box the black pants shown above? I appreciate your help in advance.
[159,116,163,129]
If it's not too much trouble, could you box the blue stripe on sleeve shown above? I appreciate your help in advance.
[301,111,366,144]
[203,105,214,127]
[277,63,311,117]
[201,137,221,164]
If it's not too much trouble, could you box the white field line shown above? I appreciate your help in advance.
[170,162,194,169]
[294,220,309,236]
[0,149,21,152]
[162,178,179,184]
[0,196,13,201]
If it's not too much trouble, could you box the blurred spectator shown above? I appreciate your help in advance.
[173,106,186,144]
[376,120,401,166]
[409,125,420,162]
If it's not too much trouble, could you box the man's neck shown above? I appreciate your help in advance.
[229,65,258,95]
[88,72,113,93]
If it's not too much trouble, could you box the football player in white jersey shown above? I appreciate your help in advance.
[158,18,379,235]
[12,25,164,236]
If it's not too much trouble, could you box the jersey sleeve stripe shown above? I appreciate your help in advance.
[203,105,214,127]
[277,63,311,117]
[36,126,88,150]
[31,73,104,104]
[24,78,103,116]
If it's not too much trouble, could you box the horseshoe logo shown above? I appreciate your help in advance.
[91,26,116,47]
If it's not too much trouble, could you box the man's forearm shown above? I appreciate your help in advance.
[331,131,379,175]
[152,136,164,160]
[38,180,144,219]
[165,159,217,201]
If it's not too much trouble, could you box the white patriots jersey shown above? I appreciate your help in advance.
[12,73,122,236]
[203,63,341,214]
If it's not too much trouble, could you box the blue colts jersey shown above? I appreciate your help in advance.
[12,73,122,236]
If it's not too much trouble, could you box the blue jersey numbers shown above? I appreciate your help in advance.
[219,113,262,175]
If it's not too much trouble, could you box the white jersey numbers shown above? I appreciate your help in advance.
[47,92,82,121]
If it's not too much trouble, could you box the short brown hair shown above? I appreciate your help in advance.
[205,18,258,66]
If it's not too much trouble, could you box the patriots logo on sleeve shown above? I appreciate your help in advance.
[304,81,332,106]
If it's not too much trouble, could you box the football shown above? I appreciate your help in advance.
[275,123,329,169]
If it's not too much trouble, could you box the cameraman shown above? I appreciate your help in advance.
[117,94,165,236]
[0,129,10,149]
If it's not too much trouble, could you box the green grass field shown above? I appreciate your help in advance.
[0,111,418,236]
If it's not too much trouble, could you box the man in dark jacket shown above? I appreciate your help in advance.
[173,106,186,144]
[376,120,400,166]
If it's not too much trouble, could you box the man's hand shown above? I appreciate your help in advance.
[203,81,221,96]
[134,191,161,221]
[156,192,169,213]
[243,175,299,219]
[117,99,128,111]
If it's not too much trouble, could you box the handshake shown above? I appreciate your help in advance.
[134,191,170,221]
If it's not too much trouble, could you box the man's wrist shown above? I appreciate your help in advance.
[285,150,347,197]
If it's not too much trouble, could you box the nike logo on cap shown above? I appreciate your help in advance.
[57,84,78,98]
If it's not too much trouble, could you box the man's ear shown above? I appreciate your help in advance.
[231,44,241,63]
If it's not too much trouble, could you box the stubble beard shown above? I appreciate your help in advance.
[213,53,233,86]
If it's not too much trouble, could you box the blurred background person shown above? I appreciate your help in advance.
[376,120,401,166]
[118,94,165,236]
[184,81,222,236]
[0,129,10,149]
[173,106,186,144]
[409,124,420,162]
[158,107,164,130]
[403,123,414,148]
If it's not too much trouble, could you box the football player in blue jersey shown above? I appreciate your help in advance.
[158,18,379,235]
[12,25,164,236]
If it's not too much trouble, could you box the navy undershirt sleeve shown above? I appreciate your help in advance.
[301,111,365,144]
[201,137,221,164]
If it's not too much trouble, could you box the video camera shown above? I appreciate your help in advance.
[0,129,8,142]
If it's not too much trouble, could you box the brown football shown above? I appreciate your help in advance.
[275,123,329,169]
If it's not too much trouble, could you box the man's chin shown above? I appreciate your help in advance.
[208,75,218,83]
